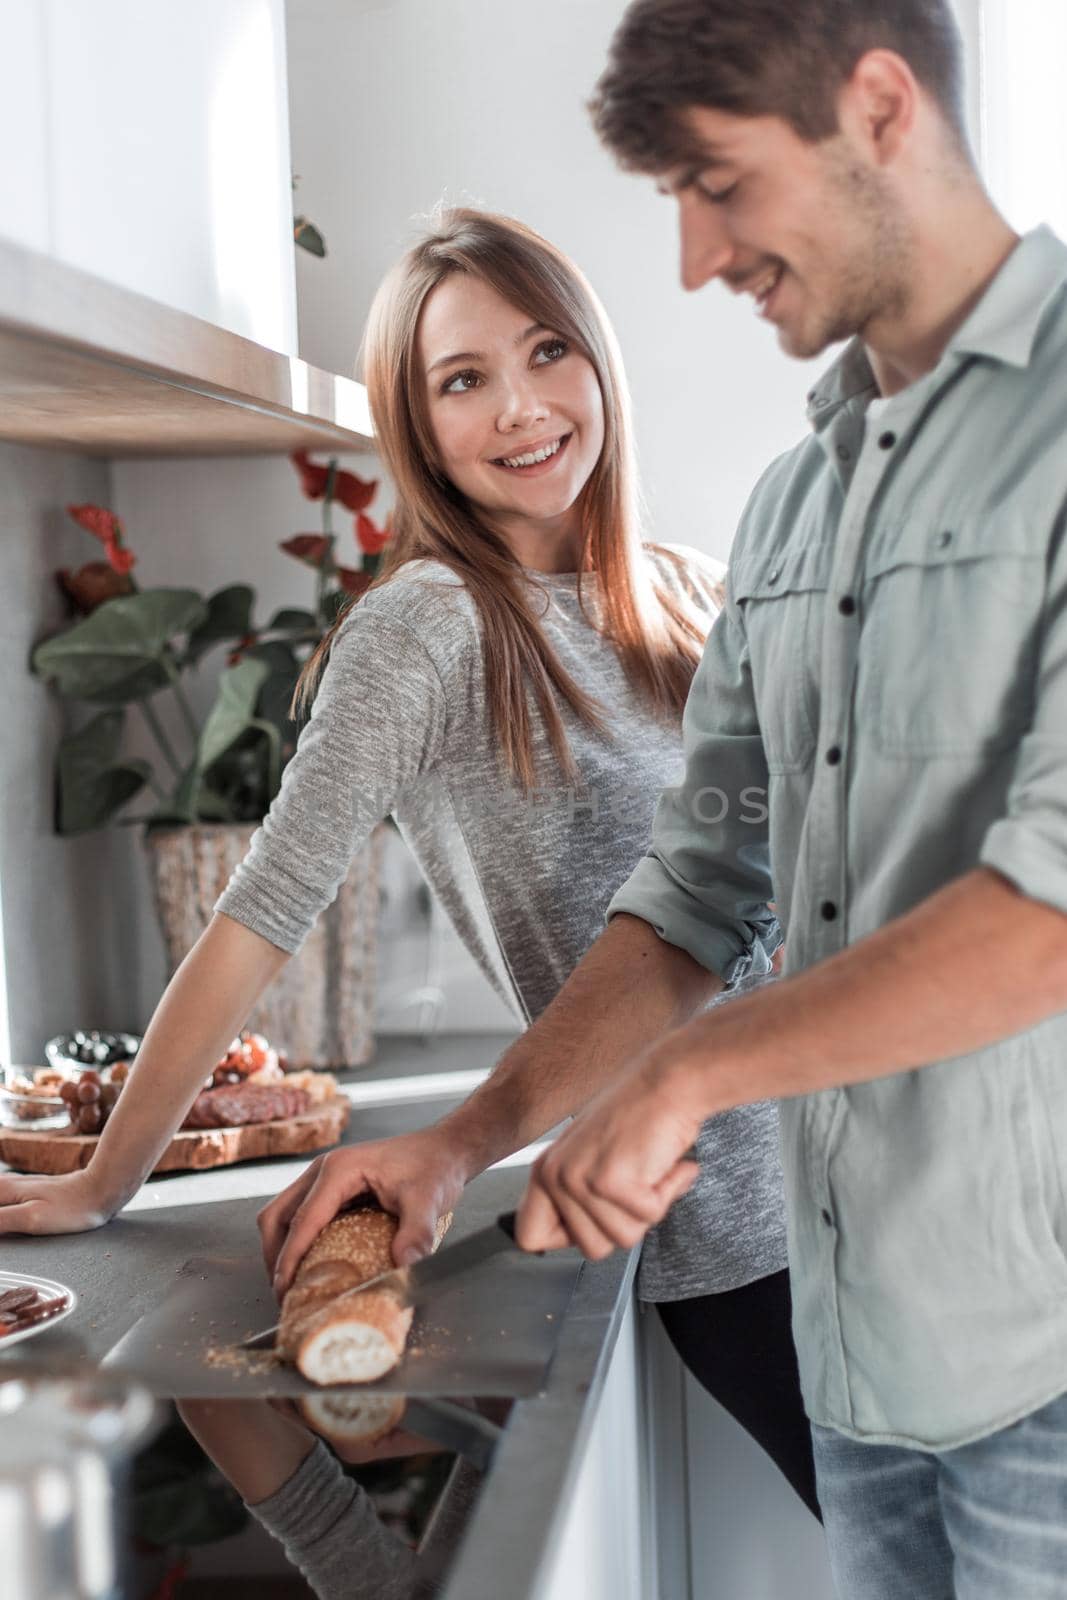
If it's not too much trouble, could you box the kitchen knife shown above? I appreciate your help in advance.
[241,1210,530,1351]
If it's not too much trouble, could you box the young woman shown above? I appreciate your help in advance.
[0,212,817,1534]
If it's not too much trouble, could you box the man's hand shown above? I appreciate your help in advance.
[259,1127,470,1298]
[516,1051,703,1259]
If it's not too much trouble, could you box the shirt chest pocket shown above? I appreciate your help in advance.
[733,544,833,775]
[859,515,1046,757]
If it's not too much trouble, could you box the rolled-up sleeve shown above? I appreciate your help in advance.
[608,588,779,981]
[981,510,1067,911]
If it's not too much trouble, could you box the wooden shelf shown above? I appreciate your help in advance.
[0,235,374,458]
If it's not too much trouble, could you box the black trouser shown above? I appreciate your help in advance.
[656,1268,822,1521]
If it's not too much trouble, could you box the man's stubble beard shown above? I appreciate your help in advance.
[787,150,916,361]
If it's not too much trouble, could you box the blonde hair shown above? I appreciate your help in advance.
[294,207,705,787]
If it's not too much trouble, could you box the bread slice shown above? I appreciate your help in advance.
[298,1390,406,1446]
[278,1207,451,1387]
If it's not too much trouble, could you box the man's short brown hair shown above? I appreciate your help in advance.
[590,0,967,172]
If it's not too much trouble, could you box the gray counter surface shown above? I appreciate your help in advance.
[0,1035,635,1600]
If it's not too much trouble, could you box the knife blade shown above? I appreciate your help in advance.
[241,1210,528,1351]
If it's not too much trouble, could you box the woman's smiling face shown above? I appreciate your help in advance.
[418,273,606,568]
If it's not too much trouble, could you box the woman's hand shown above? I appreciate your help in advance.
[259,1127,471,1298]
[516,1050,703,1259]
[0,1169,113,1236]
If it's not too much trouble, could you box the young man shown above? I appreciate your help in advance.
[508,1,1067,1593]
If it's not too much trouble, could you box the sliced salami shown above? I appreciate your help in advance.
[181,1082,310,1130]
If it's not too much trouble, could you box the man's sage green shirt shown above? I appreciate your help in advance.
[611,226,1067,1449]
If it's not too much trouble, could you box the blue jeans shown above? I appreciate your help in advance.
[811,1391,1067,1598]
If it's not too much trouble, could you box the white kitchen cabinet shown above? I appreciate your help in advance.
[536,1297,834,1600]
[0,0,296,354]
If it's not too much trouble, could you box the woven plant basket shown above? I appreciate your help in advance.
[143,823,386,1068]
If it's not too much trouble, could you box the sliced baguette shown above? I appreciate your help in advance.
[278,1206,451,1387]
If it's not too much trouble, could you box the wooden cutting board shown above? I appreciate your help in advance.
[0,1097,350,1176]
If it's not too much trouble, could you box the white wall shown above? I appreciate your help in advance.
[979,0,1067,241]
[0,0,297,354]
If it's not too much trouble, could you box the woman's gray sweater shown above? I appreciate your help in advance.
[215,546,787,1300]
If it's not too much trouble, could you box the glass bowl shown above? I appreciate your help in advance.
[44,1030,141,1081]
[0,1067,70,1131]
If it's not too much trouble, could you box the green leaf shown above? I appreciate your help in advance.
[192,783,235,822]
[197,658,270,775]
[246,640,303,675]
[249,641,301,745]
[320,588,350,626]
[184,584,255,665]
[55,710,150,834]
[268,607,317,634]
[201,739,268,821]
[246,716,283,803]
[33,590,208,703]
[80,661,172,704]
[159,762,200,825]
[293,216,326,257]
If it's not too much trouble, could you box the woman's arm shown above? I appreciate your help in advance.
[0,914,289,1233]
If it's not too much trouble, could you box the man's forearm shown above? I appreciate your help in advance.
[436,912,723,1173]
[665,867,1067,1119]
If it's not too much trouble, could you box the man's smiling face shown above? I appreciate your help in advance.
[662,104,914,360]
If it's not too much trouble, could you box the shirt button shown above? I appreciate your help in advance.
[821,900,838,921]
[838,596,856,616]
[836,445,851,462]
[826,746,843,766]
[878,431,897,450]
[937,530,954,549]
[767,568,781,584]
[821,1208,834,1228]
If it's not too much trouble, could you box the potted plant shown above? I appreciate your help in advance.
[32,457,392,1067]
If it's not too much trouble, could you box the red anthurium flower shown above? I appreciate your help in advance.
[55,562,135,615]
[290,450,378,513]
[105,543,137,575]
[67,504,124,545]
[355,512,390,555]
[280,534,331,569]
[227,632,260,667]
[333,469,378,514]
[67,503,137,575]
[336,566,373,598]
[290,450,331,501]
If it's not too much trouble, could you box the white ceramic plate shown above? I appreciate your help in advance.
[0,1270,77,1349]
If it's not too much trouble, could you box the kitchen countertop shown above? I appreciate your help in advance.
[0,1034,636,1600]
